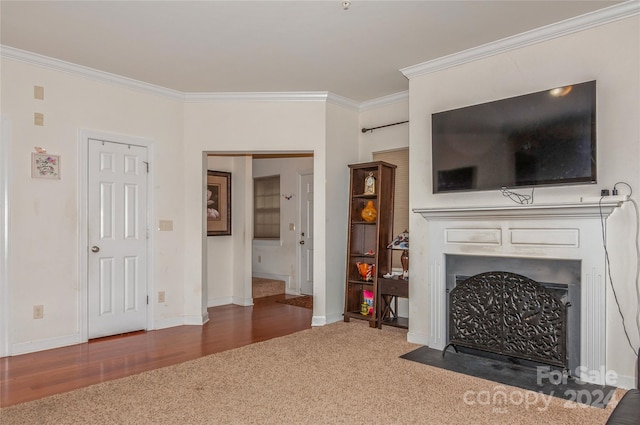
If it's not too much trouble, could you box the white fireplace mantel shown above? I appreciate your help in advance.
[413,196,627,221]
[412,196,627,385]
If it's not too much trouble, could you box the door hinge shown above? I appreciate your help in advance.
[147,295,149,305]
[143,161,149,173]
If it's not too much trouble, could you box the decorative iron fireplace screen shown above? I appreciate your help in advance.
[445,271,568,368]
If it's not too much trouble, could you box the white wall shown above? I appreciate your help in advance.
[183,99,357,327]
[1,58,186,353]
[206,155,252,307]
[1,114,11,357]
[323,102,360,324]
[358,98,409,161]
[1,50,360,354]
[407,17,640,385]
[252,157,314,295]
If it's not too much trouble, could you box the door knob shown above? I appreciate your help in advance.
[91,246,100,253]
[299,240,305,245]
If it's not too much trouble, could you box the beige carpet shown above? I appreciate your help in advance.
[275,295,313,309]
[252,277,285,298]
[0,321,622,425]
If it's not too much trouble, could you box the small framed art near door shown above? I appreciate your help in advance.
[207,170,231,236]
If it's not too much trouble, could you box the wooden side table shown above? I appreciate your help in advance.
[377,277,409,329]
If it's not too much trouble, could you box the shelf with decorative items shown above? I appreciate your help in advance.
[343,161,396,327]
[376,229,410,329]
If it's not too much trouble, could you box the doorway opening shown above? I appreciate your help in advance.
[204,152,314,312]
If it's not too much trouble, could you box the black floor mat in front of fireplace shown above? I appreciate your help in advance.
[400,346,617,408]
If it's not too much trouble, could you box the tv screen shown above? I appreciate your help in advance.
[432,81,596,193]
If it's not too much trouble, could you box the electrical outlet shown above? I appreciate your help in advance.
[33,305,44,319]
[158,291,165,303]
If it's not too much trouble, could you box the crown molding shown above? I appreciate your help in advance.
[0,45,363,108]
[5,1,634,109]
[184,91,328,103]
[0,45,186,101]
[185,91,359,110]
[359,91,409,112]
[326,92,360,110]
[401,0,640,79]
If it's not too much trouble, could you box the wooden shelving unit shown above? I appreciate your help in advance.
[343,161,396,327]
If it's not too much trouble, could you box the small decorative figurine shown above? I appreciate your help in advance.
[364,172,376,195]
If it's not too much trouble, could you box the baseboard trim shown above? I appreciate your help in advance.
[12,333,82,356]
[311,316,326,326]
[208,296,233,307]
[313,313,347,327]
[232,296,253,307]
[10,314,215,356]
[153,316,185,330]
[183,313,209,326]
[407,331,429,346]
[612,373,636,390]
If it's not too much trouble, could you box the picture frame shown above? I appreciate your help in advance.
[207,170,231,236]
[31,153,60,179]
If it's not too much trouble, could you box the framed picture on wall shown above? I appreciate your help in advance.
[207,170,231,236]
[31,153,61,179]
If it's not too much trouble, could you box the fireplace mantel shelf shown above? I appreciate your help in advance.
[413,196,627,221]
[415,196,628,386]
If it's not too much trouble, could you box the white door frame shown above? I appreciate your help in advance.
[78,129,156,341]
[0,115,11,356]
[297,169,313,295]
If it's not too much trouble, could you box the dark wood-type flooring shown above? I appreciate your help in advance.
[0,294,312,407]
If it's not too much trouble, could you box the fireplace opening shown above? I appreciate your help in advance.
[444,255,581,372]
[446,271,569,372]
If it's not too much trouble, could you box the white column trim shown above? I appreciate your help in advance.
[0,115,11,357]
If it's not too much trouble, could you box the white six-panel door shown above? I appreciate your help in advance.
[87,139,148,338]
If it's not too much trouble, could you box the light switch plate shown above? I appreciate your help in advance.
[158,220,173,231]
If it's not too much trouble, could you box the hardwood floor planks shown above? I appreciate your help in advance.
[0,295,312,407]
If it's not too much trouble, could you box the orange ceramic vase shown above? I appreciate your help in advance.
[361,200,377,222]
[356,262,375,281]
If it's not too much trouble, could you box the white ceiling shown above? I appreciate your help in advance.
[0,0,626,102]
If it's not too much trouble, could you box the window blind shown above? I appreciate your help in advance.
[254,175,280,239]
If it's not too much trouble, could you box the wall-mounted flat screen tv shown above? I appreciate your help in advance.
[432,80,596,193]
